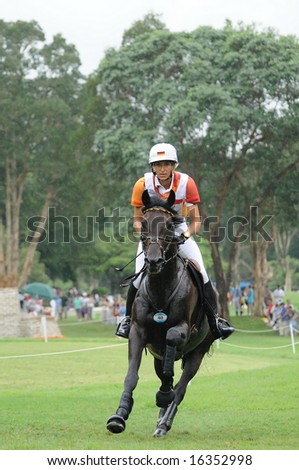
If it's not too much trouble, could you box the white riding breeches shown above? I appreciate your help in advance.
[133,238,209,289]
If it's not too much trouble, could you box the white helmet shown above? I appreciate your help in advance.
[149,143,178,164]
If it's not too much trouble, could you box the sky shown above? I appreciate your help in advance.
[1,0,299,75]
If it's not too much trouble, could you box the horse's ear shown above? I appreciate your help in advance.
[142,190,151,207]
[167,190,175,208]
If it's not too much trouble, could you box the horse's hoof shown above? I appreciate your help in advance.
[106,415,126,434]
[153,426,167,437]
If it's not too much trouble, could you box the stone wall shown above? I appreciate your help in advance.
[0,288,61,338]
[20,315,62,338]
[0,288,21,338]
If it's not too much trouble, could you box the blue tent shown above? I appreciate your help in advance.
[239,281,252,289]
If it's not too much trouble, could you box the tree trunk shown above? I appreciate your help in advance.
[226,226,244,288]
[252,239,270,316]
[273,226,297,292]
[0,218,5,277]
[210,242,230,319]
[5,159,13,280]
[18,187,55,288]
[283,257,292,292]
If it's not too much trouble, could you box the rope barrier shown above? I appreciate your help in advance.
[1,321,297,359]
[219,341,299,351]
[234,324,299,333]
[59,319,103,326]
[220,322,298,354]
[234,327,275,333]
[0,342,126,360]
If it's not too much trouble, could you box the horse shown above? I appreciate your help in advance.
[106,189,215,437]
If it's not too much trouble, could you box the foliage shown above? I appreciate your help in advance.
[0,20,83,287]
[90,18,299,309]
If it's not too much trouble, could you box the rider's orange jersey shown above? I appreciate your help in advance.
[131,171,200,208]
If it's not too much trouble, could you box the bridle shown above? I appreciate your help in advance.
[141,206,188,312]
[141,206,179,267]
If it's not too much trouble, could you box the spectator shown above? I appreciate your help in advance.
[60,293,70,320]
[50,298,56,318]
[73,294,83,321]
[87,295,94,320]
[231,284,241,316]
[94,293,100,307]
[289,308,298,335]
[273,285,284,305]
[246,285,255,316]
[55,296,62,320]
[264,285,272,307]
[264,299,274,323]
[278,302,291,336]
[285,299,294,311]
[27,296,42,316]
[239,291,246,316]
[81,293,89,319]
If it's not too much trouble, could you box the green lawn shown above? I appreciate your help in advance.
[0,317,298,450]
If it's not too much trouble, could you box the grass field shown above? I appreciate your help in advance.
[0,315,298,450]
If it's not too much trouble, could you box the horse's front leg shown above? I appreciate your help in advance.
[162,321,189,377]
[153,322,189,437]
[106,324,146,434]
[154,339,212,436]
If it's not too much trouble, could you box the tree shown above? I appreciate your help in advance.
[0,20,83,287]
[91,19,299,317]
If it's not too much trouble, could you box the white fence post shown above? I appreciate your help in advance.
[41,316,48,343]
[290,323,296,354]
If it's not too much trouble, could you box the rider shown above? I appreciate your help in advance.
[116,143,234,340]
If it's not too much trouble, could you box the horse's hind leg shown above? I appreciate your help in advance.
[174,341,211,404]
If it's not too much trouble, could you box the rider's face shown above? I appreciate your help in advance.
[152,161,175,181]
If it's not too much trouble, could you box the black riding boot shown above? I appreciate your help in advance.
[204,281,234,340]
[115,284,138,338]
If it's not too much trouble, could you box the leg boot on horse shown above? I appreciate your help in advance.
[204,280,234,340]
[115,283,138,338]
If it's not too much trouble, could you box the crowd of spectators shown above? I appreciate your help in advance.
[229,284,255,316]
[264,286,298,336]
[19,286,127,325]
[229,283,298,335]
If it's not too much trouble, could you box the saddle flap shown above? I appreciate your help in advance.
[186,259,204,296]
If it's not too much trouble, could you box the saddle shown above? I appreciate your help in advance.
[186,259,204,300]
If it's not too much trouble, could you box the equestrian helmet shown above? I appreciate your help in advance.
[149,143,178,164]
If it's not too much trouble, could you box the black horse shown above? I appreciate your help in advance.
[106,189,215,436]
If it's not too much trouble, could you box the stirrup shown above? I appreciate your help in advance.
[217,318,234,340]
[115,316,131,339]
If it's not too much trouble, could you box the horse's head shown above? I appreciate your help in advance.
[140,190,182,274]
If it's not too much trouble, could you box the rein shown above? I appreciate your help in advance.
[144,255,188,314]
[141,204,187,314]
